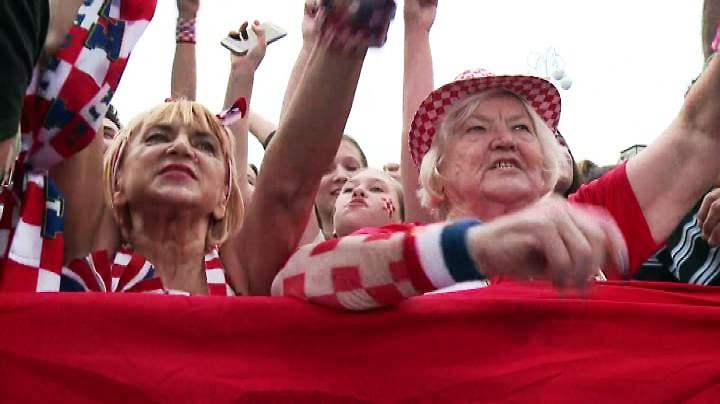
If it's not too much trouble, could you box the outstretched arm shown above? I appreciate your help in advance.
[234,5,384,295]
[170,0,199,100]
[218,22,267,295]
[273,197,626,310]
[626,26,720,245]
[248,110,277,147]
[401,0,437,223]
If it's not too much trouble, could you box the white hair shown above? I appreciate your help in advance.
[417,90,562,219]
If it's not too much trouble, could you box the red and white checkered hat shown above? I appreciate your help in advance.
[408,68,562,168]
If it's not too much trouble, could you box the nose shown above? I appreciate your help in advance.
[489,128,517,151]
[352,187,366,198]
[331,166,350,184]
[167,131,195,158]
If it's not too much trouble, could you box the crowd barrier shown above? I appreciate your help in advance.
[2,280,720,402]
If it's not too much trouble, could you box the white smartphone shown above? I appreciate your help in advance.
[220,21,287,55]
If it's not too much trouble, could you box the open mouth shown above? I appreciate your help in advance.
[491,159,521,170]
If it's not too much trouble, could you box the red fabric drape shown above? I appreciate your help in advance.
[2,281,720,402]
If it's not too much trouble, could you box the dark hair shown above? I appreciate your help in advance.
[105,104,122,129]
[555,131,583,198]
[585,164,616,183]
[249,163,259,176]
[342,134,368,168]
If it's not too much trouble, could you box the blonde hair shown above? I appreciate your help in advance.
[103,99,244,250]
[418,90,562,218]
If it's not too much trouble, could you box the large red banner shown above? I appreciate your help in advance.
[2,281,720,402]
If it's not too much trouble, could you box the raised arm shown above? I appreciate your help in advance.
[218,22,267,294]
[233,4,388,295]
[626,27,720,245]
[401,0,436,223]
[170,0,198,100]
[44,1,154,262]
[279,0,321,118]
[248,110,277,147]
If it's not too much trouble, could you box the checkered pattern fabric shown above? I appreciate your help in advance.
[21,0,156,171]
[408,69,562,168]
[0,174,65,292]
[272,221,486,310]
[0,0,155,292]
[60,246,235,296]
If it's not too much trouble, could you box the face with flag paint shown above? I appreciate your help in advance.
[333,168,403,237]
[107,101,243,248]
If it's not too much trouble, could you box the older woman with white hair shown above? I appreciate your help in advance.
[270,1,720,310]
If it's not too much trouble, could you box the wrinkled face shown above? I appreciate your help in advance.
[113,120,228,220]
[316,139,364,216]
[333,168,401,237]
[440,93,545,208]
[554,134,573,193]
[102,117,120,153]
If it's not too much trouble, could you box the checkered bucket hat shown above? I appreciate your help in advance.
[408,68,562,168]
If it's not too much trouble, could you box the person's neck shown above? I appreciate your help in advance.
[126,205,210,295]
[445,195,536,223]
[318,207,335,239]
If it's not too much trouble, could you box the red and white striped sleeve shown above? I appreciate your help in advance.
[271,220,485,310]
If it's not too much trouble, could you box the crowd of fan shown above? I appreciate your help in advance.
[1,0,720,310]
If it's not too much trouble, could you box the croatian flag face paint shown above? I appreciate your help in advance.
[382,197,396,219]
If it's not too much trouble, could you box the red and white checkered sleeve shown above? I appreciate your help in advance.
[271,221,485,310]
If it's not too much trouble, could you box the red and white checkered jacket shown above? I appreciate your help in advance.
[271,221,487,310]
[0,0,155,292]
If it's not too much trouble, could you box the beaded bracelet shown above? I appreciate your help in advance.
[176,17,196,44]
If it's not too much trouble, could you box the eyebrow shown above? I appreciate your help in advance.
[146,124,173,134]
[468,113,530,123]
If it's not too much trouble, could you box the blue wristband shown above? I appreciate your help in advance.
[440,219,485,282]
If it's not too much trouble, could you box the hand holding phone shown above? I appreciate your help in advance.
[221,21,287,56]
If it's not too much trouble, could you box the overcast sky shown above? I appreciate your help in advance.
[113,0,704,168]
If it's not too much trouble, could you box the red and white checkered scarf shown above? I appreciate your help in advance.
[0,0,155,291]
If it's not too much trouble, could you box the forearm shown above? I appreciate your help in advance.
[224,68,255,199]
[239,43,367,296]
[171,10,198,100]
[270,42,366,192]
[171,44,196,100]
[401,25,434,223]
[248,110,277,145]
[280,42,313,118]
[271,221,485,310]
[626,54,720,244]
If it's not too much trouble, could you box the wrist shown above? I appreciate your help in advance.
[404,22,432,36]
[176,17,196,44]
[413,220,485,290]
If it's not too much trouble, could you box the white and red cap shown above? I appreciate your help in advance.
[408,68,562,168]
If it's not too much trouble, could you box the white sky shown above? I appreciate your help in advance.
[113,0,704,168]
